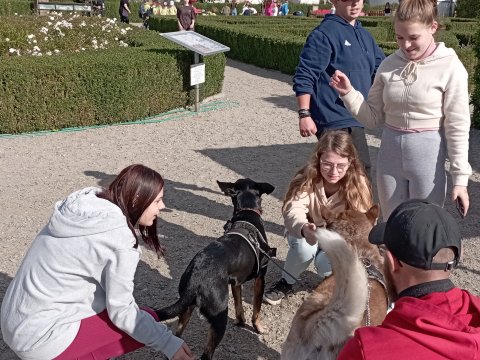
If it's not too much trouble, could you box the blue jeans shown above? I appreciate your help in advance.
[281,235,332,285]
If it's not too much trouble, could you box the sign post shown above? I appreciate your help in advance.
[160,31,230,112]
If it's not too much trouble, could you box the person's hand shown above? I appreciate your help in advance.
[301,223,318,245]
[452,185,469,218]
[329,70,353,96]
[171,342,194,360]
[299,116,317,137]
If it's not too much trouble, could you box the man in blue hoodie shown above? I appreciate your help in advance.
[294,0,384,178]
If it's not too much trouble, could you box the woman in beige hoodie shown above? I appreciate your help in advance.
[264,130,373,305]
[330,0,471,220]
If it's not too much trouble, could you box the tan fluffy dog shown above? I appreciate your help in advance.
[281,205,388,360]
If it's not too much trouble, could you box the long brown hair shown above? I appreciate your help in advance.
[97,164,166,256]
[283,130,373,212]
[395,0,438,26]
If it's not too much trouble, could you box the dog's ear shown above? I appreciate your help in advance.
[217,181,236,197]
[365,204,380,225]
[256,182,275,196]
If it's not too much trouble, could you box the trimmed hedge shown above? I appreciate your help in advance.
[0,19,226,134]
[150,15,476,75]
[0,0,33,15]
[473,27,480,128]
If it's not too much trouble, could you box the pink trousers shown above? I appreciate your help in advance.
[54,307,159,360]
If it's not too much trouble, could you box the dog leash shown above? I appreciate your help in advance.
[257,247,300,283]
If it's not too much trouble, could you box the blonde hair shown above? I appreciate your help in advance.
[283,130,373,212]
[395,0,438,26]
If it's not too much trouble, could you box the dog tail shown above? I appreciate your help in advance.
[281,229,368,360]
[315,228,368,334]
[154,294,195,321]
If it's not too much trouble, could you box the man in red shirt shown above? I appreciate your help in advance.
[338,199,480,360]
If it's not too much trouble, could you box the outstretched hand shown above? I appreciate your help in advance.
[172,342,195,360]
[302,223,318,245]
[329,70,353,96]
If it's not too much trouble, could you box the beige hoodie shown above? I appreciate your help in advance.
[341,42,472,186]
[283,178,369,238]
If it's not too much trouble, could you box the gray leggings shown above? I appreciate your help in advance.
[377,127,447,220]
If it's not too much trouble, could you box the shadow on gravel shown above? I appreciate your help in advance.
[198,142,315,202]
[227,59,293,85]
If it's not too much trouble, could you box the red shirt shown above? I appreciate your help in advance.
[338,287,480,360]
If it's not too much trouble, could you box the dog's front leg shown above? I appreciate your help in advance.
[231,284,246,326]
[252,276,266,333]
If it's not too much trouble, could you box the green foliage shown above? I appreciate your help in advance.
[0,15,226,134]
[1,15,134,57]
[472,27,480,128]
[0,0,33,16]
[456,0,480,19]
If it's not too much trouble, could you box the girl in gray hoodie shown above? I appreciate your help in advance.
[1,164,194,360]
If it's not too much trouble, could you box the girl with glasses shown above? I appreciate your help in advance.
[264,130,373,305]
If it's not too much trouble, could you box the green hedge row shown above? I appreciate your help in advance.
[0,23,226,134]
[473,27,480,127]
[149,15,477,73]
[0,0,33,15]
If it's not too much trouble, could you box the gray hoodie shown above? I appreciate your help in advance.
[1,187,183,360]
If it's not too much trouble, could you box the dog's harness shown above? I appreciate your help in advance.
[224,220,276,280]
[361,257,388,326]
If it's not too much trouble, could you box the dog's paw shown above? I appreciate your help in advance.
[235,318,246,327]
[253,322,267,334]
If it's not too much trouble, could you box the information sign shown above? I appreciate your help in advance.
[190,63,206,86]
[161,31,230,56]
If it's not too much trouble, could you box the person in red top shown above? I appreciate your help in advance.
[338,199,480,360]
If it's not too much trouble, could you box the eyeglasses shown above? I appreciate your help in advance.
[320,160,350,173]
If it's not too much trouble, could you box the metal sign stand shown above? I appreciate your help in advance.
[194,52,200,112]
[160,31,230,112]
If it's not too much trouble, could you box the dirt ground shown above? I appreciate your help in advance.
[0,59,479,360]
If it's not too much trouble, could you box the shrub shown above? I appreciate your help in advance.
[0,15,226,133]
[456,0,480,19]
[472,26,480,128]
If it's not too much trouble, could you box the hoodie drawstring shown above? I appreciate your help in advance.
[399,60,418,84]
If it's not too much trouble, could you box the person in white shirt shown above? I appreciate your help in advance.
[330,0,471,220]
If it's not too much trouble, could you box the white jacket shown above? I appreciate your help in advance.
[1,187,183,360]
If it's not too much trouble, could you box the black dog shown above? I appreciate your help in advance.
[155,179,275,360]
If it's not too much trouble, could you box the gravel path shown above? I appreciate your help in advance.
[0,59,479,360]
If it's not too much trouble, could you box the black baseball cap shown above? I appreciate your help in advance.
[369,199,461,271]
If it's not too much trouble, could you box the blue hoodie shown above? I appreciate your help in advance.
[293,14,385,132]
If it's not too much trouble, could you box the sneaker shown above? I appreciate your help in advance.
[263,278,293,305]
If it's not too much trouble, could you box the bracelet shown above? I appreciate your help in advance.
[298,108,311,119]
